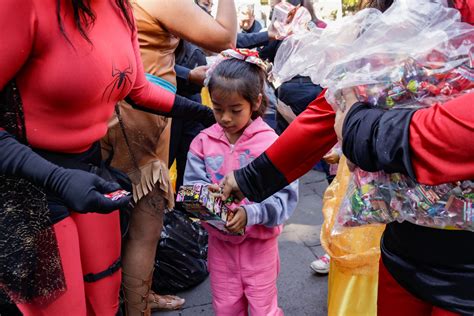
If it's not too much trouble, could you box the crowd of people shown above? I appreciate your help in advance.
[0,0,472,316]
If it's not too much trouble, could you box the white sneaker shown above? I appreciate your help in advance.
[310,254,330,274]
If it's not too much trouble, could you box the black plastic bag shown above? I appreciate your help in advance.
[152,209,209,293]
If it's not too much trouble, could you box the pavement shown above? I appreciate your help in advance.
[156,170,329,316]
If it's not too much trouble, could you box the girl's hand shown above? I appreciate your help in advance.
[226,207,247,233]
[219,172,245,203]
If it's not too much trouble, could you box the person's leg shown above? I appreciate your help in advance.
[242,238,283,316]
[378,260,432,316]
[71,211,122,316]
[120,189,166,315]
[208,236,248,316]
[17,217,87,316]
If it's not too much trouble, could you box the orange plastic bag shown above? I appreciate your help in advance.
[321,156,385,315]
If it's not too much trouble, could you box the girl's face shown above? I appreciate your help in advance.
[210,88,261,144]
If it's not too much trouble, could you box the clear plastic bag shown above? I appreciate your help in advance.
[334,170,474,233]
[283,0,474,233]
[320,0,474,110]
[271,3,312,39]
[271,8,381,85]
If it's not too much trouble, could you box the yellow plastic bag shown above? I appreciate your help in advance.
[321,156,385,316]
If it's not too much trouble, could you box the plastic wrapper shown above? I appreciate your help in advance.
[324,0,474,232]
[271,3,313,39]
[320,0,474,109]
[335,171,474,232]
[153,209,208,293]
[272,0,474,232]
[271,8,380,85]
[321,156,383,315]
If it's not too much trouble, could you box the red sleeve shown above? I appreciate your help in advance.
[410,92,474,184]
[266,92,338,183]
[0,0,36,91]
[127,25,175,112]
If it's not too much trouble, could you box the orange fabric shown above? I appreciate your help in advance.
[132,0,180,86]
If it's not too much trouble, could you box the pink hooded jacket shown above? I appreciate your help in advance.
[184,117,298,243]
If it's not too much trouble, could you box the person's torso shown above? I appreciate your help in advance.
[132,0,179,86]
[382,222,474,314]
[191,118,283,242]
[17,0,138,153]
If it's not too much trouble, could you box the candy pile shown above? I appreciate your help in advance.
[338,170,474,231]
[347,54,474,109]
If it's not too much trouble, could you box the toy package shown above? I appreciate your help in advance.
[271,2,313,38]
[176,184,244,235]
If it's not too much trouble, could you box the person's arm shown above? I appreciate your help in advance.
[243,180,298,227]
[183,136,212,185]
[341,92,474,185]
[142,0,237,52]
[237,32,270,49]
[175,64,192,83]
[224,94,337,202]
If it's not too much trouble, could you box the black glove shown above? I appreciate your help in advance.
[127,94,216,127]
[0,131,131,213]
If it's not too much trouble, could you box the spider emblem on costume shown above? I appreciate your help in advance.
[102,62,133,102]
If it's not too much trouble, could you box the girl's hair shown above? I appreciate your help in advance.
[208,59,269,120]
[56,0,134,45]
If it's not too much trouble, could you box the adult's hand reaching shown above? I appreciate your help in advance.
[219,172,245,204]
[188,65,209,86]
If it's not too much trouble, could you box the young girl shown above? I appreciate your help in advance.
[184,49,299,316]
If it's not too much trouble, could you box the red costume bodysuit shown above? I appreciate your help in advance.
[0,1,177,315]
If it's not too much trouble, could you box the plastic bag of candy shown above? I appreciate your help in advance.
[300,0,474,233]
[335,170,474,232]
[320,0,474,110]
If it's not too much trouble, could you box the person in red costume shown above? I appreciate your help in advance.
[0,0,213,315]
[221,1,474,315]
